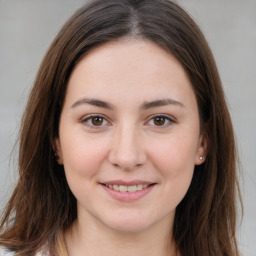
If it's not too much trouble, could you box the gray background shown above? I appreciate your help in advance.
[0,0,255,255]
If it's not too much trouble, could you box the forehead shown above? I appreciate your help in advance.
[65,39,196,109]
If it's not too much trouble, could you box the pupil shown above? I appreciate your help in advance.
[154,117,165,126]
[92,117,103,126]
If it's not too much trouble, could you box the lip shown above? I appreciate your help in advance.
[102,180,153,186]
[100,181,156,202]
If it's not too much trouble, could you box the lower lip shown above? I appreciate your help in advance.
[101,184,155,202]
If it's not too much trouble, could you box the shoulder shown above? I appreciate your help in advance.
[0,247,15,256]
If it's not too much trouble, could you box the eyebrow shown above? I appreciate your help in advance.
[71,98,114,109]
[141,98,184,109]
[71,97,184,110]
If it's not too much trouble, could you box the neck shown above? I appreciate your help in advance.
[65,213,179,256]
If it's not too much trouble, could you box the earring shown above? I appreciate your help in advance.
[199,156,203,160]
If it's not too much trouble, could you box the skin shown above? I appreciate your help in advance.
[55,39,207,256]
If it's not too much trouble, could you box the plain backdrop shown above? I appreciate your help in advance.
[0,0,255,255]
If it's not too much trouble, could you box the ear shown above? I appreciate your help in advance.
[195,131,208,165]
[54,138,64,165]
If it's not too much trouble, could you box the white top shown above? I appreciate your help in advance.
[0,247,14,256]
[0,247,45,256]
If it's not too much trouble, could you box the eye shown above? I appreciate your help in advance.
[147,115,175,127]
[81,114,110,129]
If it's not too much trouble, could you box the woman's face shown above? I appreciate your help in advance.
[55,39,207,233]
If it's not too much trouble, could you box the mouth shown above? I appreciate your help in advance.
[103,184,152,192]
[100,181,156,201]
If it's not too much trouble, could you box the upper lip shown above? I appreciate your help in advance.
[100,180,155,186]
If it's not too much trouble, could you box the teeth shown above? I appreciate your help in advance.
[106,184,150,192]
[128,185,137,192]
[113,185,119,190]
[119,185,128,192]
[137,184,143,190]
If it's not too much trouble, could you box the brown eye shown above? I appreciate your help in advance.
[82,115,109,129]
[147,115,174,128]
[153,116,166,126]
[91,116,104,126]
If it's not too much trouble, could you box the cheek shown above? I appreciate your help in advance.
[61,135,110,204]
[149,133,198,170]
[148,135,197,194]
[60,133,109,179]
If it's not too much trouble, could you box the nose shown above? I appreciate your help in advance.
[108,124,147,170]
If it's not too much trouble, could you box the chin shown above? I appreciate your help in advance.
[101,212,164,234]
[106,220,152,233]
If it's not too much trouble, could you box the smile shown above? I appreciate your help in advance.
[101,182,155,201]
[105,184,150,192]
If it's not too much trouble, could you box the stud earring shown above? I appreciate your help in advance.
[199,156,203,160]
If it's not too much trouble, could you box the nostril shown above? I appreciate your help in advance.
[107,134,147,169]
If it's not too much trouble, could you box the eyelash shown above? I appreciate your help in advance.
[81,114,175,129]
[81,114,110,129]
[146,114,175,128]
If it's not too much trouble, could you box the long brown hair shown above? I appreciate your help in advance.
[0,0,241,255]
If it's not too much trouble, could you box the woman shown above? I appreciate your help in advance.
[0,0,241,255]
